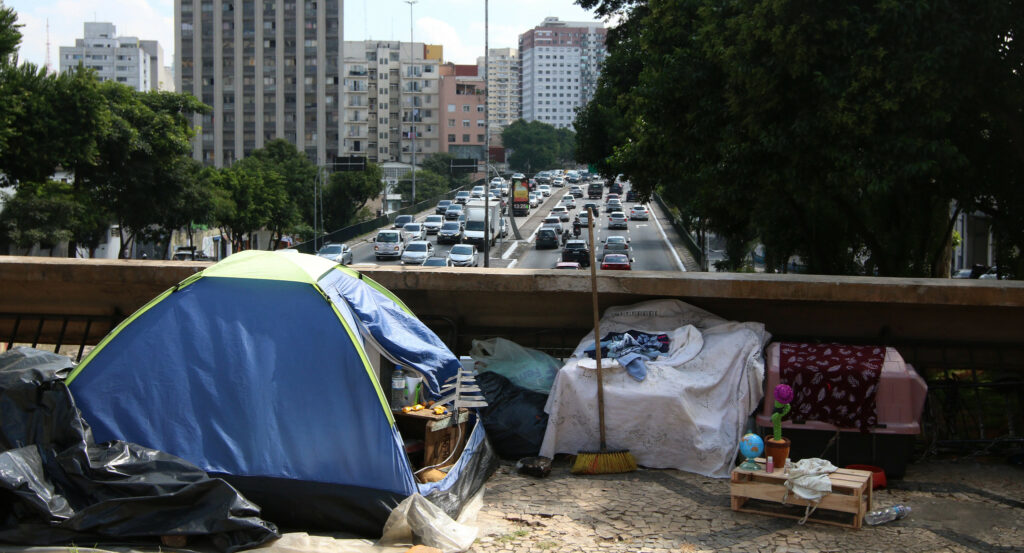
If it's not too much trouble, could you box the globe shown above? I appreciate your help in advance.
[739,433,764,470]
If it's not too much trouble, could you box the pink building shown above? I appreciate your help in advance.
[439,63,487,156]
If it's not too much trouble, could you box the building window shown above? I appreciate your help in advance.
[447,104,455,112]
[477,105,484,112]
[462,134,470,142]
[448,119,455,126]
[477,134,484,142]
[462,105,470,112]
[447,134,455,143]
[462,120,470,127]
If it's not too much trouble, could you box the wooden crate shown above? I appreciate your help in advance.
[730,459,872,529]
[394,408,471,469]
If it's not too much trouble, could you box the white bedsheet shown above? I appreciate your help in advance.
[538,299,769,478]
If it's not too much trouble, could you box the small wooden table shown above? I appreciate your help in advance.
[394,408,470,469]
[730,459,873,529]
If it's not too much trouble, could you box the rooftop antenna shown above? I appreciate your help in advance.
[45,18,51,73]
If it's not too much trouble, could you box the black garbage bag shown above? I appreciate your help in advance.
[0,347,279,552]
[476,371,549,459]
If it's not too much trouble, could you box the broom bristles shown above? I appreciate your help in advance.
[571,449,638,475]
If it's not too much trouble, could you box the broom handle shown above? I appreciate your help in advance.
[586,207,607,450]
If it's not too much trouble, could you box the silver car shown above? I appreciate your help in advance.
[316,243,353,265]
[402,222,426,242]
[401,241,434,264]
[448,243,479,267]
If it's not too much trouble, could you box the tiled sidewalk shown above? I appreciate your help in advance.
[471,456,1024,553]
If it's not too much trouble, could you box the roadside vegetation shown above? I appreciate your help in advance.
[574,0,1024,278]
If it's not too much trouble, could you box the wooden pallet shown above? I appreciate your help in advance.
[730,459,872,529]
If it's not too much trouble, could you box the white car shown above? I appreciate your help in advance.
[550,206,570,222]
[422,214,444,234]
[630,205,650,221]
[373,230,405,260]
[552,177,565,187]
[538,185,552,197]
[402,222,426,242]
[401,240,434,264]
[448,243,479,267]
[471,185,486,199]
[560,195,577,210]
[528,192,541,207]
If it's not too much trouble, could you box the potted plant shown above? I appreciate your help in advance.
[765,384,793,469]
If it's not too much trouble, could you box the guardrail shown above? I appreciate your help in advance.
[293,179,484,253]
[652,192,704,268]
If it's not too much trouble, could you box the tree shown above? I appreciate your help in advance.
[323,163,383,231]
[245,139,318,246]
[75,83,209,258]
[392,169,448,204]
[0,180,109,255]
[501,119,575,173]
[420,152,471,190]
[574,0,1024,277]
[0,3,22,151]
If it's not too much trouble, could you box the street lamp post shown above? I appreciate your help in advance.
[406,0,418,205]
[483,0,490,267]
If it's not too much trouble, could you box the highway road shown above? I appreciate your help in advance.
[346,183,686,271]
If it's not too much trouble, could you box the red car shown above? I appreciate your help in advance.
[601,254,632,270]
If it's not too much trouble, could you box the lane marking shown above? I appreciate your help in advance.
[501,241,519,260]
[651,207,686,272]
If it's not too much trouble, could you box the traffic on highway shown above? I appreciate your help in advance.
[319,172,686,272]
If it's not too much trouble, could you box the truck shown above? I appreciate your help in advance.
[511,175,531,216]
[588,181,604,199]
[463,199,502,248]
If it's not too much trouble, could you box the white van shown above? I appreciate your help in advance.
[373,229,405,260]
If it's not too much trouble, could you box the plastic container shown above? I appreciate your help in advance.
[756,343,927,478]
[864,504,911,525]
[846,464,887,489]
[390,367,406,410]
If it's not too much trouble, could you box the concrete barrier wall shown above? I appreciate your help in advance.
[3,256,1023,368]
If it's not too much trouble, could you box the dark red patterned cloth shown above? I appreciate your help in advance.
[779,343,884,432]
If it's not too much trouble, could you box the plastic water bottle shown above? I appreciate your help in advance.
[864,504,911,525]
[390,368,406,410]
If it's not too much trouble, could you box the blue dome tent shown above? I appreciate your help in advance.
[66,250,496,535]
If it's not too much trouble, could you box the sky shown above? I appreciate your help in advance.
[5,0,605,70]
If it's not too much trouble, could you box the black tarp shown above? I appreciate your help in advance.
[0,347,279,552]
[476,371,549,459]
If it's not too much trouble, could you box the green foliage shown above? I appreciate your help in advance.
[0,3,20,64]
[0,180,107,252]
[323,163,384,230]
[75,83,209,257]
[392,169,448,204]
[420,152,471,190]
[233,140,317,249]
[574,0,1024,278]
[501,119,575,173]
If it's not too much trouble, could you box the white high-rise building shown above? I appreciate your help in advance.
[341,41,440,164]
[519,17,606,130]
[477,47,520,138]
[59,23,155,92]
[176,0,344,167]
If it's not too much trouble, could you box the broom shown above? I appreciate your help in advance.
[571,206,637,475]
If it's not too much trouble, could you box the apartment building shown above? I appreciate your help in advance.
[438,63,486,157]
[176,0,343,167]
[477,47,520,139]
[60,22,158,91]
[519,16,606,130]
[340,41,440,165]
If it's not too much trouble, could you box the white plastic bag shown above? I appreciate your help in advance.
[378,494,478,553]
